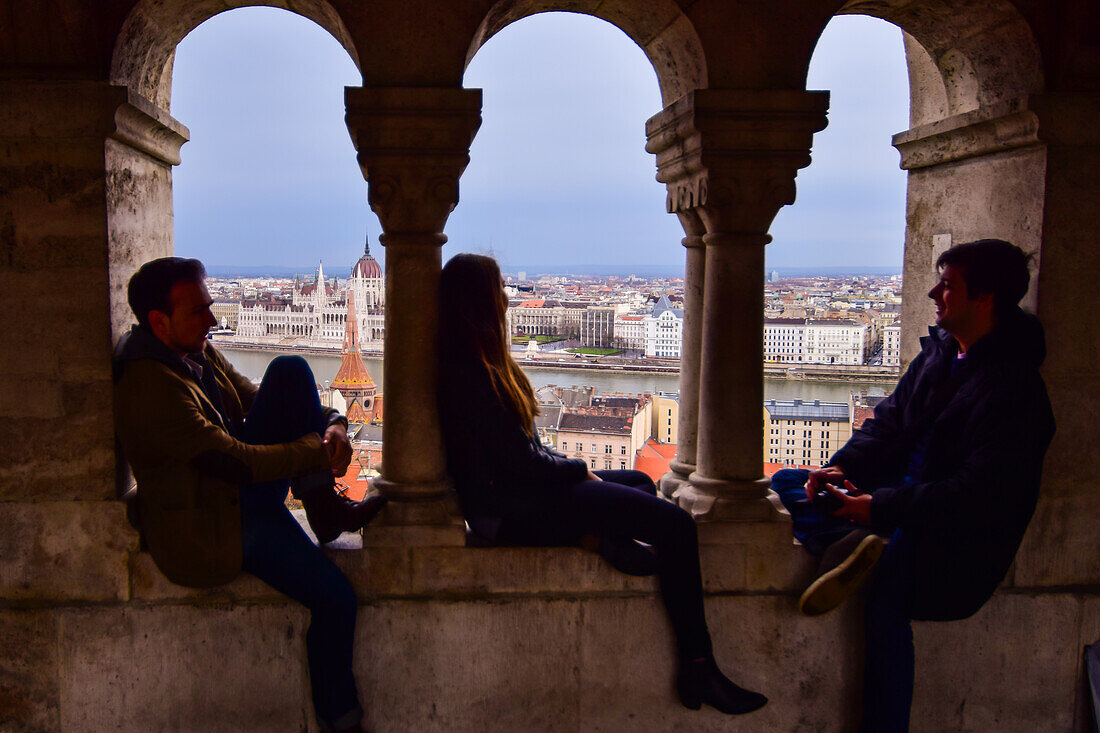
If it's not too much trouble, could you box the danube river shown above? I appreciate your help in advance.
[218,347,895,404]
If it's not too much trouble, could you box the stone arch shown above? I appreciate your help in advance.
[813,1,1048,364]
[465,0,706,107]
[835,0,1044,125]
[111,0,361,111]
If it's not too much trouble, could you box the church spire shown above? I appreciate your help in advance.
[331,295,379,425]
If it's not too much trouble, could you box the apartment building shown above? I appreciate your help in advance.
[764,399,853,467]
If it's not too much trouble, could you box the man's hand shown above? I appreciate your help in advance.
[323,422,353,476]
[822,480,872,526]
[586,470,603,482]
[804,465,847,500]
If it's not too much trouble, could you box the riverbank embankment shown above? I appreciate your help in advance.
[212,338,900,384]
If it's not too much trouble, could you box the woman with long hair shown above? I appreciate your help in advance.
[437,253,767,716]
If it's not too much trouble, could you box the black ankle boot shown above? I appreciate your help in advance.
[677,657,767,715]
[295,470,387,543]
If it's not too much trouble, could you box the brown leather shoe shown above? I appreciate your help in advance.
[300,488,387,544]
[798,529,885,616]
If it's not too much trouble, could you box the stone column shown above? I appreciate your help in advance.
[647,90,828,520]
[345,87,481,530]
[655,211,704,499]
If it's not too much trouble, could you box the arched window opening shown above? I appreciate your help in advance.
[168,7,385,397]
[454,13,677,273]
[764,16,910,469]
[829,0,1046,361]
[142,7,387,504]
[173,7,364,276]
[453,12,685,374]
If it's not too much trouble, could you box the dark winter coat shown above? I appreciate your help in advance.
[830,307,1055,620]
[438,361,588,540]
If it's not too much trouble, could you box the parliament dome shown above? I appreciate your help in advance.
[352,239,383,280]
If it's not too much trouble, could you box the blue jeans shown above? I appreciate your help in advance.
[772,468,915,733]
[239,356,362,732]
[495,469,713,661]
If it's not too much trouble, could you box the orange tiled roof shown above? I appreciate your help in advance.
[633,438,677,483]
[763,462,816,476]
[346,400,368,424]
[335,446,382,502]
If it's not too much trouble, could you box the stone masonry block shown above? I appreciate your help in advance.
[0,416,116,501]
[697,519,817,593]
[912,593,1080,732]
[129,551,283,603]
[0,501,134,601]
[0,609,60,732]
[1040,374,1100,494]
[1014,494,1100,587]
[58,605,311,732]
[578,595,861,731]
[0,376,64,419]
[408,546,653,597]
[360,599,581,732]
[332,545,413,598]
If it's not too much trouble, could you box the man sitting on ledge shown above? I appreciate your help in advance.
[771,239,1055,732]
[113,257,385,733]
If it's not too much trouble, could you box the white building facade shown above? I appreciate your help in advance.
[643,294,683,358]
[614,313,645,351]
[763,318,870,365]
[883,321,901,367]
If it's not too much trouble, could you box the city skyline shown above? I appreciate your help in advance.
[171,9,910,273]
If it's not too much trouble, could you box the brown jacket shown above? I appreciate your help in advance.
[113,326,332,587]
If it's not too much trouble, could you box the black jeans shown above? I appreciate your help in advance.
[495,469,713,661]
[239,355,362,732]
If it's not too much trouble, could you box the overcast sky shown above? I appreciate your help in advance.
[171,9,910,275]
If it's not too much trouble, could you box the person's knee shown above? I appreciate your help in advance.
[772,468,809,487]
[263,355,319,397]
[268,354,310,380]
[627,471,657,495]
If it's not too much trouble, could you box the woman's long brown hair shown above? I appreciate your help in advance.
[440,253,540,434]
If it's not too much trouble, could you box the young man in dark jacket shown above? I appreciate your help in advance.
[770,239,1055,731]
[114,257,385,733]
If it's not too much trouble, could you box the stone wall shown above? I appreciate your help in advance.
[2,528,1095,731]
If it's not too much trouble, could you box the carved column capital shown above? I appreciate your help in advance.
[345,87,482,236]
[645,89,829,234]
[647,90,827,522]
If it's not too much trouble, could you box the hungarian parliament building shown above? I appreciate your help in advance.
[229,242,386,351]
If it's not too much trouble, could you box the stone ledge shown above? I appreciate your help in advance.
[893,102,1040,170]
[128,520,817,603]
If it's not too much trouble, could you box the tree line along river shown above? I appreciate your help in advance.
[218,347,895,405]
